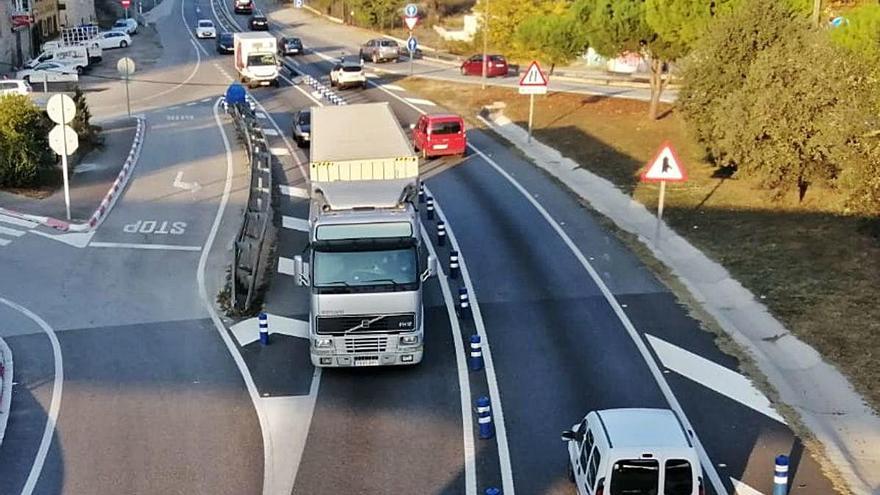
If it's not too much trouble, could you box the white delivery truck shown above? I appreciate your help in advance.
[233,32,279,87]
[38,26,103,67]
[293,102,437,368]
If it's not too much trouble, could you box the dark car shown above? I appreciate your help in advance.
[460,54,508,77]
[216,33,234,54]
[249,15,269,31]
[278,36,303,56]
[292,109,311,147]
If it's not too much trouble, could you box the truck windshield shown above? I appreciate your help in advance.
[247,54,275,66]
[313,247,417,290]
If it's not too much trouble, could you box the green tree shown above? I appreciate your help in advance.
[677,0,807,159]
[514,13,588,73]
[475,0,541,48]
[71,86,101,149]
[645,0,739,50]
[829,3,880,62]
[0,95,54,188]
[840,138,880,217]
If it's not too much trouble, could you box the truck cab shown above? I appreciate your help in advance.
[233,32,279,87]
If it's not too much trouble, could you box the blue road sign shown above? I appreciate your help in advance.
[407,36,418,54]
[294,0,303,7]
[404,3,418,17]
[226,83,247,105]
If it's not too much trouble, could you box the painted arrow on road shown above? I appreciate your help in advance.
[173,171,202,192]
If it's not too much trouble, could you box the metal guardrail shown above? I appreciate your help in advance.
[227,99,274,312]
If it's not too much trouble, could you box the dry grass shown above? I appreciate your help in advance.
[400,77,880,414]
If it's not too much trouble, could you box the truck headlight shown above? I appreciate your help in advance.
[314,338,332,348]
[400,334,419,346]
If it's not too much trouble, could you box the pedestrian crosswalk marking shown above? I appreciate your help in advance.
[0,239,10,246]
[0,225,25,237]
[282,216,309,231]
[0,213,38,229]
[278,256,296,275]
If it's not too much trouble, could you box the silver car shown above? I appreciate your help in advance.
[360,38,400,63]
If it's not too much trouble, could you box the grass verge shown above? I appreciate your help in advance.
[399,76,880,414]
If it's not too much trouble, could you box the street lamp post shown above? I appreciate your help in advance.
[481,0,488,89]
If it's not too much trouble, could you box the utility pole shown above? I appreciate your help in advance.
[812,0,821,27]
[481,0,488,89]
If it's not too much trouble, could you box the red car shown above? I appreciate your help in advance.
[460,54,508,77]
[412,114,467,158]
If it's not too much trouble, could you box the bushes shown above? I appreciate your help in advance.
[0,95,55,188]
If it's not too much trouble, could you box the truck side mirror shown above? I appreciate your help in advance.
[561,430,576,442]
[421,255,437,282]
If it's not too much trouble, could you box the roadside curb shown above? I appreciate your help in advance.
[0,337,12,448]
[4,116,146,234]
[476,112,880,495]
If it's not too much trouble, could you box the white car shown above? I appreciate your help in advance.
[16,62,79,84]
[112,18,138,35]
[196,20,216,38]
[329,56,366,89]
[96,30,131,49]
[0,79,32,96]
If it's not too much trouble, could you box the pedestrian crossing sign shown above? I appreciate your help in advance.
[641,141,687,182]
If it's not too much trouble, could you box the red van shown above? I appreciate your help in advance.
[412,114,467,158]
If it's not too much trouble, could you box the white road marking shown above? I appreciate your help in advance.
[278,256,296,275]
[311,91,322,99]
[279,185,309,198]
[0,225,25,237]
[123,220,187,235]
[230,314,310,345]
[0,297,63,495]
[173,171,202,192]
[428,187,514,495]
[262,128,279,136]
[201,97,211,102]
[419,222,477,494]
[365,72,379,78]
[89,241,202,251]
[270,147,290,156]
[282,216,309,231]
[647,334,786,424]
[256,112,268,119]
[166,115,195,121]
[0,239,10,246]
[731,478,764,495]
[32,230,95,248]
[203,97,275,495]
[405,97,436,106]
[0,213,38,229]
[381,84,405,91]
[185,102,197,106]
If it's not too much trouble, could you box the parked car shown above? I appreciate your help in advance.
[278,36,303,56]
[216,32,234,54]
[196,19,216,38]
[561,409,703,495]
[249,15,269,31]
[234,0,253,14]
[360,38,399,63]
[292,109,311,147]
[112,18,138,35]
[95,30,131,49]
[411,113,466,158]
[16,62,79,85]
[0,79,32,97]
[329,56,366,89]
[460,54,508,77]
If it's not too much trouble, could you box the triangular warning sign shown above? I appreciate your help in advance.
[641,142,687,182]
[519,61,548,86]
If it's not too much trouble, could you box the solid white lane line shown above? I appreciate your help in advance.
[0,225,25,237]
[0,297,63,495]
[381,84,405,91]
[0,213,38,229]
[420,223,477,495]
[0,239,10,246]
[278,256,296,276]
[89,242,202,251]
[647,334,786,424]
[405,97,436,106]
[463,143,728,495]
[230,314,310,346]
[256,112,268,119]
[279,185,309,198]
[282,216,309,232]
[203,98,275,495]
[428,187,515,495]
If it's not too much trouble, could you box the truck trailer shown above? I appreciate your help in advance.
[233,32,279,87]
[293,102,436,368]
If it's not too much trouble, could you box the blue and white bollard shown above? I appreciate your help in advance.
[418,183,425,203]
[449,250,460,279]
[469,334,484,371]
[259,312,270,345]
[458,287,471,319]
[485,489,501,495]
[476,396,494,439]
[426,197,435,220]
[773,455,789,495]
[437,221,447,246]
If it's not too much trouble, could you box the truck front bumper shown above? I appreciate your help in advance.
[311,349,423,367]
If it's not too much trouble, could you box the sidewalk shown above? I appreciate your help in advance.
[0,117,138,224]
[478,109,880,495]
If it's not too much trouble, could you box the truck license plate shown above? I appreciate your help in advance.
[353,356,380,366]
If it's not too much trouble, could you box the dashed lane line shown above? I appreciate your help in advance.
[281,216,309,232]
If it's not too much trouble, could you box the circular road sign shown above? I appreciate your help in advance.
[49,124,79,156]
[46,93,76,125]
[117,57,136,76]
[404,3,418,17]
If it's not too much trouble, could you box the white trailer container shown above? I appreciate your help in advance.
[233,32,279,87]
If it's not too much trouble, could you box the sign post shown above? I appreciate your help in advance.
[117,57,136,117]
[47,94,78,221]
[403,4,418,76]
[121,0,131,17]
[640,141,687,243]
[517,61,549,143]
[407,36,418,76]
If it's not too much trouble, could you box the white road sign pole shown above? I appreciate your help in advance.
[125,71,131,117]
[61,102,71,221]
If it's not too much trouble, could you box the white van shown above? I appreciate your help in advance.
[562,409,703,495]
[26,46,89,73]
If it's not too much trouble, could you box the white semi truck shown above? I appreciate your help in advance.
[293,102,436,368]
[233,32,279,87]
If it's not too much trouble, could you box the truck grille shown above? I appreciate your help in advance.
[316,314,415,335]
[345,336,388,354]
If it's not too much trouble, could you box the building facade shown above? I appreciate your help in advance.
[58,0,95,28]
